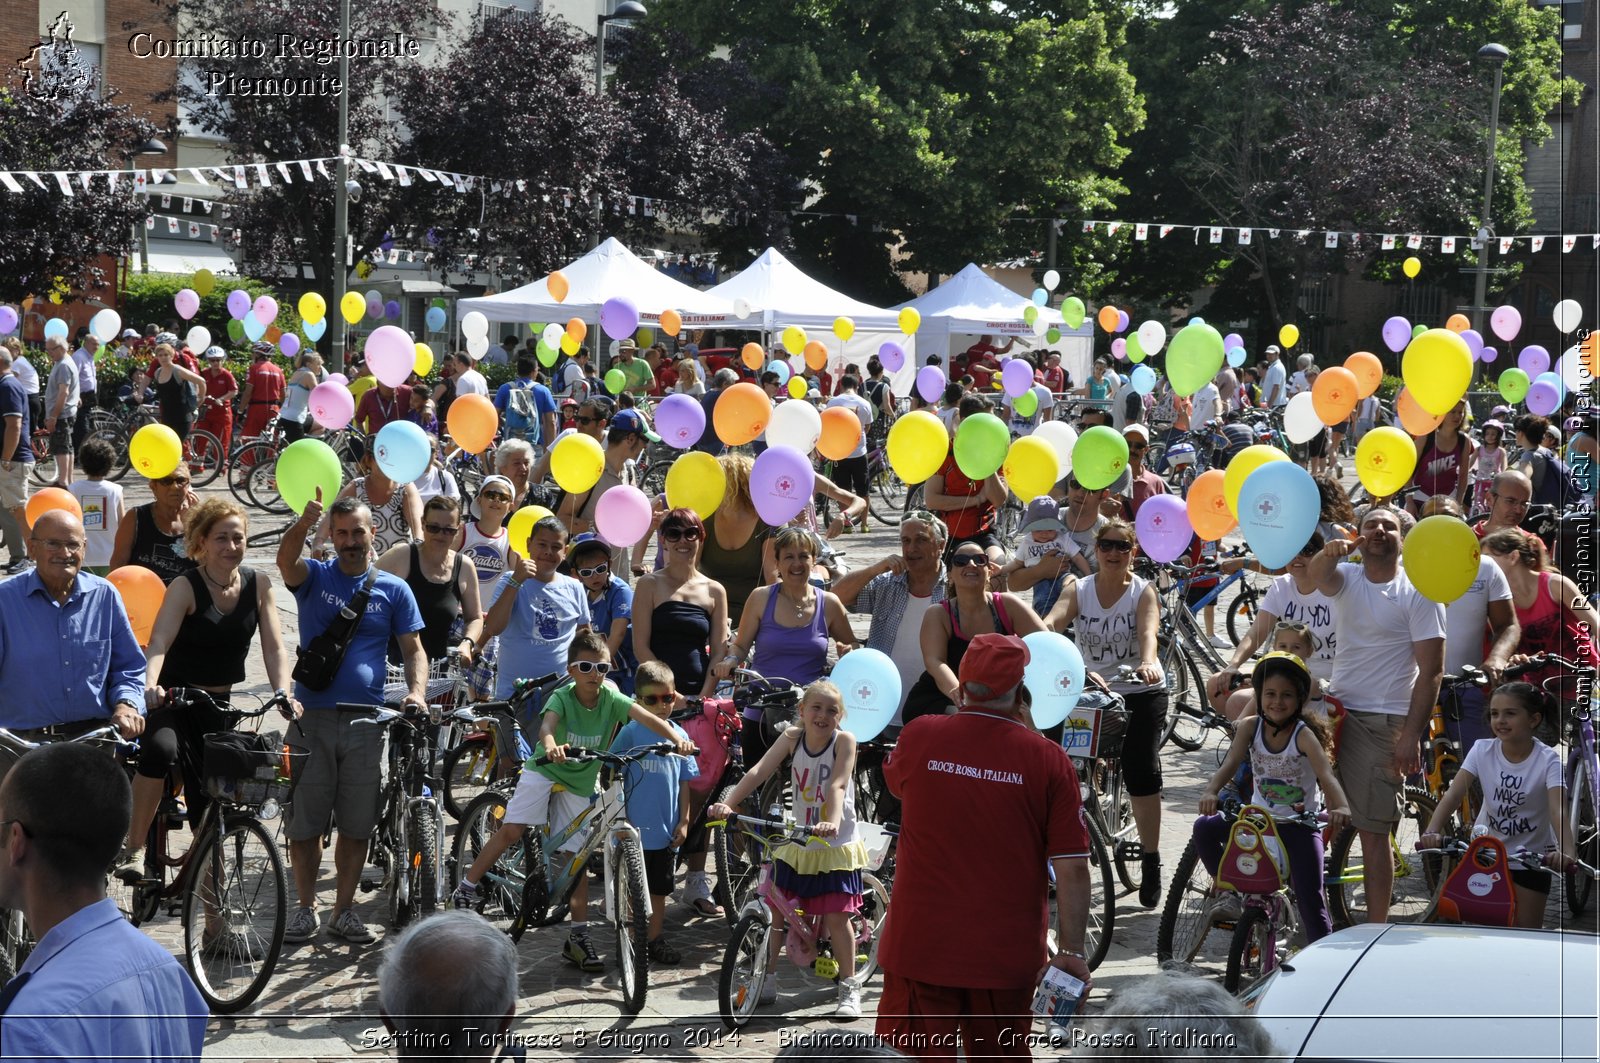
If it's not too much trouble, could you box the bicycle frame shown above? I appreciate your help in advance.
[534,780,642,926]
[725,818,866,975]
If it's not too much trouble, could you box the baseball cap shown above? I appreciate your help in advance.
[609,409,661,443]
[1021,496,1065,534]
[1266,344,1282,354]
[958,633,1030,701]
[120,328,140,339]
[1122,424,1150,442]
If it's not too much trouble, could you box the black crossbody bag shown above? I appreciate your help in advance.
[292,568,378,691]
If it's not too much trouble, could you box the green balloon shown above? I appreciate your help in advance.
[1071,425,1129,491]
[1062,296,1086,330]
[529,321,545,334]
[276,438,344,515]
[1012,389,1039,418]
[536,339,559,367]
[1023,304,1039,325]
[1045,328,1061,343]
[226,318,245,343]
[1127,333,1147,363]
[604,368,626,395]
[1498,367,1531,404]
[1412,324,1428,339]
[953,412,1010,480]
[1165,323,1225,396]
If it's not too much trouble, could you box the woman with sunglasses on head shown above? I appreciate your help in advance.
[313,435,424,558]
[567,536,637,695]
[109,467,200,584]
[376,494,483,666]
[1044,518,1168,907]
[455,475,517,701]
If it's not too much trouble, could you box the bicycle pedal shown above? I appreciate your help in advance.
[1117,841,1145,862]
[358,878,380,893]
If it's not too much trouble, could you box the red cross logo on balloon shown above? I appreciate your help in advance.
[1256,496,1278,519]
[1150,512,1166,529]
[1056,671,1075,692]
[775,475,795,496]
[854,680,875,703]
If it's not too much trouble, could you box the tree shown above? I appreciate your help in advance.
[0,26,160,300]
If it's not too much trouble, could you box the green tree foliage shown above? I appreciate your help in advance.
[119,272,303,349]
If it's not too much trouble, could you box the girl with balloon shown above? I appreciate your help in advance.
[313,435,423,558]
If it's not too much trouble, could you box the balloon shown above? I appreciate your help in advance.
[1412,324,1428,339]
[1030,288,1047,307]
[1070,425,1129,491]
[787,377,807,399]
[242,316,268,342]
[250,295,277,327]
[1395,388,1445,435]
[1403,516,1482,604]
[953,413,1010,480]
[656,308,681,337]
[817,407,863,462]
[1045,328,1062,344]
[1130,365,1157,395]
[1402,256,1421,279]
[334,291,361,324]
[1187,469,1237,541]
[1012,389,1039,418]
[1110,338,1127,360]
[540,269,568,303]
[1001,359,1034,397]
[1311,366,1359,425]
[1062,297,1086,330]
[1137,320,1167,355]
[781,325,808,356]
[765,399,821,454]
[412,342,433,377]
[1003,437,1059,502]
[1278,324,1299,349]
[175,289,200,320]
[275,438,344,515]
[1517,345,1550,377]
[886,411,949,486]
[1226,346,1247,368]
[550,433,604,494]
[1135,495,1192,565]
[804,341,829,372]
[41,317,66,341]
[365,325,418,388]
[832,647,904,743]
[1115,310,1129,334]
[89,308,121,343]
[654,393,706,449]
[713,383,772,446]
[595,485,653,549]
[604,368,626,395]
[1033,421,1078,476]
[665,452,725,518]
[381,300,400,321]
[1380,316,1410,354]
[1166,323,1226,397]
[555,334,577,357]
[1342,352,1383,399]
[1526,374,1563,416]
[373,420,431,484]
[326,373,349,386]
[599,297,639,341]
[445,394,497,454]
[724,341,757,373]
[302,318,327,342]
[501,506,554,552]
[308,381,355,430]
[898,308,920,335]
[128,423,182,479]
[1097,306,1119,332]
[272,333,298,361]
[1442,314,1469,334]
[877,341,905,373]
[1401,328,1472,415]
[1482,346,1498,364]
[1021,632,1086,730]
[296,292,324,323]
[225,319,245,343]
[108,566,165,646]
[833,316,855,342]
[1552,298,1582,333]
[1354,426,1417,497]
[767,360,792,386]
[732,298,752,320]
[1043,269,1062,292]
[25,486,81,526]
[184,326,210,352]
[1490,305,1521,342]
[1237,462,1322,570]
[1283,392,1324,444]
[749,446,815,526]
[1559,342,1598,392]
[220,289,247,320]
[189,269,216,297]
[915,365,945,404]
[1187,317,1204,327]
[1223,333,1243,351]
[0,306,16,334]
[1128,334,1149,363]
[453,311,485,340]
[1223,445,1289,518]
[1497,368,1531,404]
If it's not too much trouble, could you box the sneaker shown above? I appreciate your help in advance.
[328,908,376,944]
[283,906,320,943]
[1209,633,1232,648]
[1210,890,1244,925]
[563,932,604,973]
[647,936,681,965]
[451,879,480,911]
[834,977,862,1021]
[3,558,32,576]
[1139,853,1163,909]
[113,847,146,885]
[758,974,778,1004]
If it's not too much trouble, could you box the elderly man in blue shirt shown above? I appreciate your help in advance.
[0,509,145,741]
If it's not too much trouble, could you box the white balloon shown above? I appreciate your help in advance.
[1042,269,1061,292]
[1557,346,1590,392]
[89,308,122,343]
[1282,391,1324,444]
[466,334,489,358]
[1137,319,1167,355]
[185,326,211,352]
[1552,299,1582,334]
[541,322,564,348]
[461,310,489,339]
[1033,420,1078,475]
[1031,314,1049,337]
[733,297,751,320]
[766,397,822,453]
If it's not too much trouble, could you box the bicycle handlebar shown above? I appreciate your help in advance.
[0,724,136,757]
[530,742,694,768]
[1414,837,1599,879]
[707,813,824,846]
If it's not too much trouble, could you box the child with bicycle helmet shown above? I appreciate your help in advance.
[1192,652,1351,942]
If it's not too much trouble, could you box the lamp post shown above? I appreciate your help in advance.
[592,0,647,248]
[1470,42,1509,341]
[129,137,167,276]
[330,0,354,373]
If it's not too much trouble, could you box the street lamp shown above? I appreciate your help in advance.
[592,0,647,248]
[1470,42,1509,341]
[129,137,167,276]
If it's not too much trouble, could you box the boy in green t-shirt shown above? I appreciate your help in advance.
[452,630,693,971]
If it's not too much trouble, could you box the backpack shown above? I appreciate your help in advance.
[1530,446,1585,508]
[507,381,537,424]
[670,696,741,798]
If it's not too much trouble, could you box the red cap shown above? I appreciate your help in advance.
[959,633,1030,701]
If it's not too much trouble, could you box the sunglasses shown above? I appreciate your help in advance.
[424,523,460,536]
[950,553,988,567]
[576,415,603,425]
[571,660,610,675]
[575,563,610,578]
[1096,539,1133,553]
[662,527,702,542]
[638,692,675,706]
[1274,621,1312,636]
[479,491,512,503]
[156,475,191,487]
[1297,542,1321,557]
[1127,442,1147,451]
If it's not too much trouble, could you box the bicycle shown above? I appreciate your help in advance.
[1220,803,1323,993]
[864,436,909,527]
[1415,833,1597,926]
[713,814,891,1030]
[1323,785,1442,928]
[1055,690,1122,969]
[437,671,563,821]
[347,701,449,929]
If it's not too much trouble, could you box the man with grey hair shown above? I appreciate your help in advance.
[1086,969,1282,1060]
[71,333,100,453]
[0,344,34,574]
[378,911,518,1060]
[877,633,1091,1058]
[694,367,742,456]
[42,336,79,486]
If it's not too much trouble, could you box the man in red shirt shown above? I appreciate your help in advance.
[196,347,239,455]
[239,343,285,439]
[957,334,1013,392]
[1039,350,1066,394]
[877,633,1091,1059]
[1121,424,1168,519]
[353,379,413,437]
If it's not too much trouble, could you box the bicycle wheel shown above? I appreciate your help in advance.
[1157,837,1226,966]
[868,460,907,526]
[245,452,291,514]
[1325,786,1439,927]
[711,784,760,926]
[1567,757,1596,916]
[1159,641,1204,752]
[28,433,55,485]
[111,842,163,926]
[1224,906,1273,994]
[441,734,499,821]
[1225,587,1260,646]
[186,429,225,488]
[612,833,651,1013]
[228,441,274,507]
[849,869,891,986]
[1051,814,1116,970]
[408,802,441,924]
[181,816,287,1014]
[637,461,668,500]
[718,910,771,1030]
[453,789,539,938]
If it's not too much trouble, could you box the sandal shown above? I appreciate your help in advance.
[690,896,724,918]
[648,937,681,965]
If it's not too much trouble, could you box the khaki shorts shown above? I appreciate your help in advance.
[285,709,387,842]
[503,769,594,855]
[0,461,29,509]
[1337,709,1404,833]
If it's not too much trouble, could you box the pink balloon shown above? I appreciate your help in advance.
[1134,494,1193,564]
[308,381,355,430]
[749,445,814,526]
[252,295,278,326]
[594,484,653,548]
[1111,338,1127,359]
[365,325,417,387]
[1489,305,1521,343]
[654,393,705,449]
[326,372,349,385]
[174,288,200,320]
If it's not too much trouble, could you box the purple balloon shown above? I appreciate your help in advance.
[878,341,905,373]
[749,445,815,526]
[1526,379,1561,416]
[1223,332,1243,352]
[1382,315,1411,354]
[384,300,402,321]
[916,364,945,404]
[1517,345,1550,377]
[600,297,639,342]
[1481,346,1498,364]
[1115,309,1130,334]
[1134,494,1193,564]
[279,333,301,359]
[1001,358,1034,397]
[1459,328,1484,361]
[226,289,251,320]
[0,306,17,334]
[1490,305,1521,343]
[654,393,706,449]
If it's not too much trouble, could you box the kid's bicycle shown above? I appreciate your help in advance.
[1415,833,1598,927]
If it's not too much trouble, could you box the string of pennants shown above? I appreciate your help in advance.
[1077,219,1600,255]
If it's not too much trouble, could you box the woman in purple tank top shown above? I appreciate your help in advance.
[715,527,858,687]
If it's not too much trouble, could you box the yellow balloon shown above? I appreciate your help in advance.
[833,316,855,342]
[192,269,216,297]
[782,325,808,356]
[886,410,949,486]
[1354,426,1418,498]
[1223,445,1289,518]
[898,307,921,335]
[560,333,580,356]
[299,292,327,323]
[787,377,808,399]
[550,433,604,494]
[340,291,365,324]
[1278,324,1299,349]
[1402,256,1422,279]
[1401,328,1472,415]
[1402,516,1482,604]
[1002,436,1060,502]
[506,505,555,553]
[129,423,183,480]
[665,451,726,519]
[413,342,434,377]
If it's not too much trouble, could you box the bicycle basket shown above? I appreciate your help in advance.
[1060,689,1128,760]
[202,732,299,808]
[384,658,463,711]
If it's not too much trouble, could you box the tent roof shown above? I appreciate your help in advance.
[456,238,733,325]
[705,247,901,331]
[894,263,1067,337]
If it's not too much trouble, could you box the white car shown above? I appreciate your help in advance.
[1242,923,1598,1062]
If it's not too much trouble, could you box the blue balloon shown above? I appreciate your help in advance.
[1188,316,1205,327]
[1130,365,1157,395]
[302,317,327,342]
[1022,631,1086,729]
[767,360,791,385]
[43,317,68,340]
[373,420,431,484]
[425,306,447,333]
[830,649,901,743]
[1226,345,1247,368]
[1032,288,1048,307]
[384,299,403,321]
[242,314,267,342]
[1237,461,1321,569]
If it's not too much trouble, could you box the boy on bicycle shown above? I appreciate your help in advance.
[451,631,694,971]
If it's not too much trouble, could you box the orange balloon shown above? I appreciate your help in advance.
[566,317,587,343]
[25,486,82,527]
[741,342,765,371]
[1445,313,1470,333]
[1343,351,1384,399]
[712,383,772,446]
[548,271,570,303]
[659,309,682,337]
[1097,305,1120,332]
[107,565,166,645]
[1311,366,1360,425]
[1186,469,1237,541]
[803,341,829,372]
[1396,388,1445,436]
[817,408,863,461]
[446,393,498,453]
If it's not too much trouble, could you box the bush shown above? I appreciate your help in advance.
[1377,374,1403,402]
[119,273,305,358]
